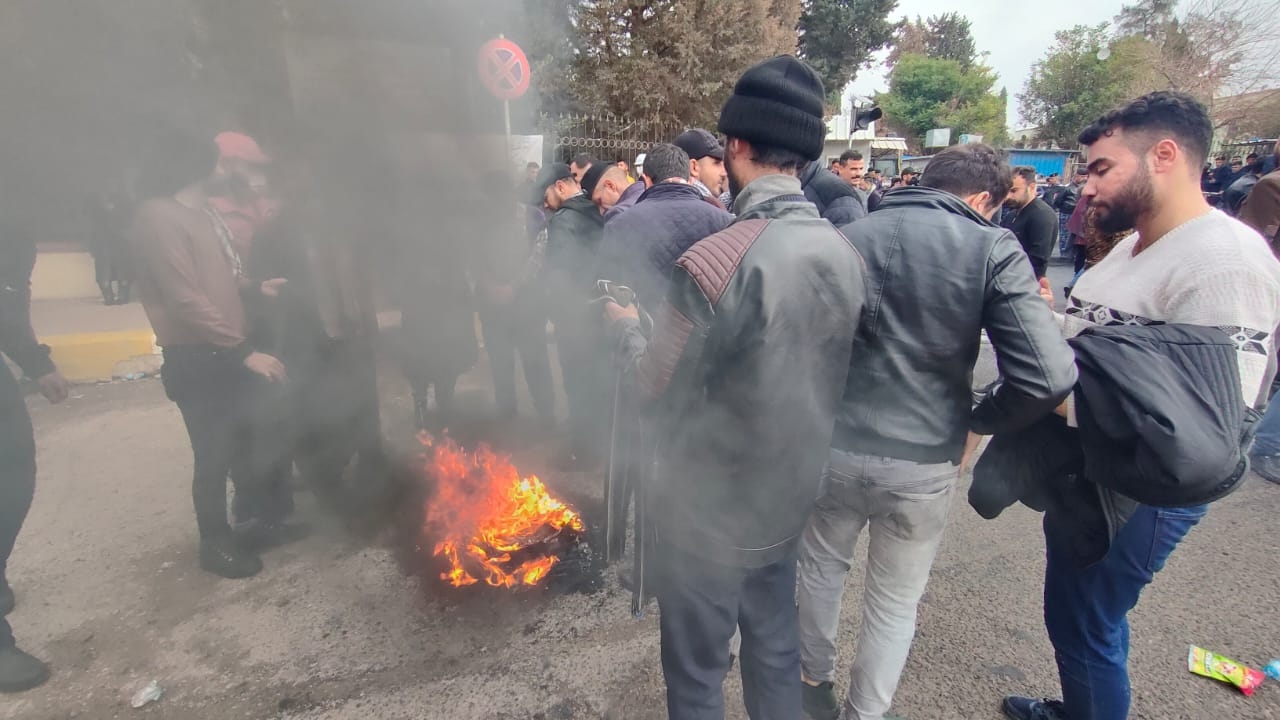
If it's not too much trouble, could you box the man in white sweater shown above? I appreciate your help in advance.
[1003,92,1280,720]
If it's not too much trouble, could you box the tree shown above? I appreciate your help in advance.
[876,53,1007,150]
[886,12,979,70]
[1018,24,1141,147]
[1113,0,1176,36]
[569,0,802,128]
[923,12,978,70]
[796,0,899,107]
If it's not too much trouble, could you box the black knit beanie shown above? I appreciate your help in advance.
[718,56,826,161]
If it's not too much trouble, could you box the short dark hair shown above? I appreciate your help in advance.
[839,150,863,164]
[1013,166,1037,184]
[571,153,594,169]
[526,161,540,169]
[919,143,1012,211]
[1077,91,1213,168]
[642,143,691,183]
[741,139,808,173]
[1215,155,1226,161]
[830,158,841,167]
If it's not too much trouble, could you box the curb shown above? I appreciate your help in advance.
[43,330,159,383]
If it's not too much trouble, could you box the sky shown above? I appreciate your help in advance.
[845,0,1129,130]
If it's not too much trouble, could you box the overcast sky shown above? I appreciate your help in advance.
[846,0,1129,130]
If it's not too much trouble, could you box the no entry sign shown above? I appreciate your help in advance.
[478,37,530,101]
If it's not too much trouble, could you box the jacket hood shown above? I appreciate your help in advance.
[876,186,999,228]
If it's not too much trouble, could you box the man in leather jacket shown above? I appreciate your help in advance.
[604,56,866,720]
[796,144,1077,720]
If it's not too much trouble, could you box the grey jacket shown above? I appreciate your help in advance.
[833,186,1077,463]
[610,174,866,568]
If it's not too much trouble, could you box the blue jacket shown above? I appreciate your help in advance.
[595,182,733,309]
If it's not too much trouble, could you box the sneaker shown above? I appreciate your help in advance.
[199,536,263,579]
[1002,696,1068,720]
[0,645,50,693]
[1250,453,1280,484]
[802,680,840,720]
[0,577,13,616]
[234,520,311,552]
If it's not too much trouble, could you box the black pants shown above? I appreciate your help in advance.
[161,347,259,540]
[1073,243,1088,274]
[293,338,386,512]
[553,321,610,460]
[655,540,802,720]
[0,368,36,649]
[479,302,555,420]
[229,378,295,525]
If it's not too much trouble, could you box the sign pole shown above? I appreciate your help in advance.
[500,34,512,165]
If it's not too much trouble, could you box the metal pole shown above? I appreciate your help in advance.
[500,34,512,165]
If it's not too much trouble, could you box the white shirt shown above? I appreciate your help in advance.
[1062,209,1280,410]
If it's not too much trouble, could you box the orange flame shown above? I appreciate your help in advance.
[418,432,584,588]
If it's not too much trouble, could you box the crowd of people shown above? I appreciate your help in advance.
[3,52,1280,720]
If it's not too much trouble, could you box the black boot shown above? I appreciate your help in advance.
[116,282,131,304]
[99,283,115,306]
[235,519,311,552]
[0,645,50,693]
[199,534,263,579]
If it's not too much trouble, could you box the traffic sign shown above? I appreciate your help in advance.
[478,37,530,101]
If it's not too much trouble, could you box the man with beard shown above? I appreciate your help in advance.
[1003,91,1280,720]
[536,163,608,467]
[130,130,294,579]
[603,56,866,719]
[0,220,69,693]
[1002,166,1060,279]
[674,128,729,210]
[798,145,1075,720]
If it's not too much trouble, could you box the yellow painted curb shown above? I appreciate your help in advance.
[43,330,157,382]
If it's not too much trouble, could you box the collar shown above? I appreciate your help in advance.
[731,174,805,215]
[691,178,714,197]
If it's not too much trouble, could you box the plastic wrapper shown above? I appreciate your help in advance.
[1188,646,1264,696]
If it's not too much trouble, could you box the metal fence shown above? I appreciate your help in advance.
[542,112,685,165]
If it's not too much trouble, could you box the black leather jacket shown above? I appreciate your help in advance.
[833,186,1077,463]
[611,174,866,568]
[799,161,867,226]
[1055,182,1083,215]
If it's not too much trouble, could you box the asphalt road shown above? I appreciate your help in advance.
[2,327,1278,720]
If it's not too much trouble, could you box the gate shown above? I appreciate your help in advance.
[544,112,684,165]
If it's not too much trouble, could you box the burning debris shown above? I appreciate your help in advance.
[415,433,587,590]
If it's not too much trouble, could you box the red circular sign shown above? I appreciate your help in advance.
[478,38,530,101]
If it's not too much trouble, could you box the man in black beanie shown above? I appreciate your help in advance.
[602,55,867,720]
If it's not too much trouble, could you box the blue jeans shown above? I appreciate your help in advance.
[1043,503,1207,720]
[656,541,800,720]
[1251,397,1280,456]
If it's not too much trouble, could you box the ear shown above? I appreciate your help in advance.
[1151,137,1179,174]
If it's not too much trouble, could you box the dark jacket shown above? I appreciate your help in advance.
[833,187,1077,464]
[970,323,1255,565]
[1041,184,1067,209]
[544,193,605,316]
[1054,182,1083,215]
[611,174,866,568]
[1239,170,1280,243]
[1003,197,1059,278]
[1224,172,1260,216]
[0,224,56,379]
[594,182,733,310]
[799,161,867,226]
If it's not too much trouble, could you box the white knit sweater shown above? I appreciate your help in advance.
[1062,209,1280,409]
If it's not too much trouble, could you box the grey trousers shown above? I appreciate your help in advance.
[797,449,954,720]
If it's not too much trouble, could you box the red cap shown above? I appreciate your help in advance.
[214,131,270,164]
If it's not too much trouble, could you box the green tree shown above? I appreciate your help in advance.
[1018,24,1141,146]
[796,0,899,107]
[569,0,802,128]
[876,53,1006,149]
[923,12,978,70]
[1113,0,1176,37]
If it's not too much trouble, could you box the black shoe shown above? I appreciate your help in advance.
[0,577,13,616]
[1002,696,1068,720]
[0,645,50,693]
[1250,453,1280,484]
[199,536,263,579]
[802,680,840,720]
[235,520,311,552]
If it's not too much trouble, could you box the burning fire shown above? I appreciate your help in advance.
[418,432,584,589]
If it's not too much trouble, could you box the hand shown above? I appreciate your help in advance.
[244,352,287,382]
[1038,277,1055,310]
[603,300,639,323]
[1053,398,1069,418]
[260,278,288,298]
[36,371,69,404]
[958,431,984,476]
